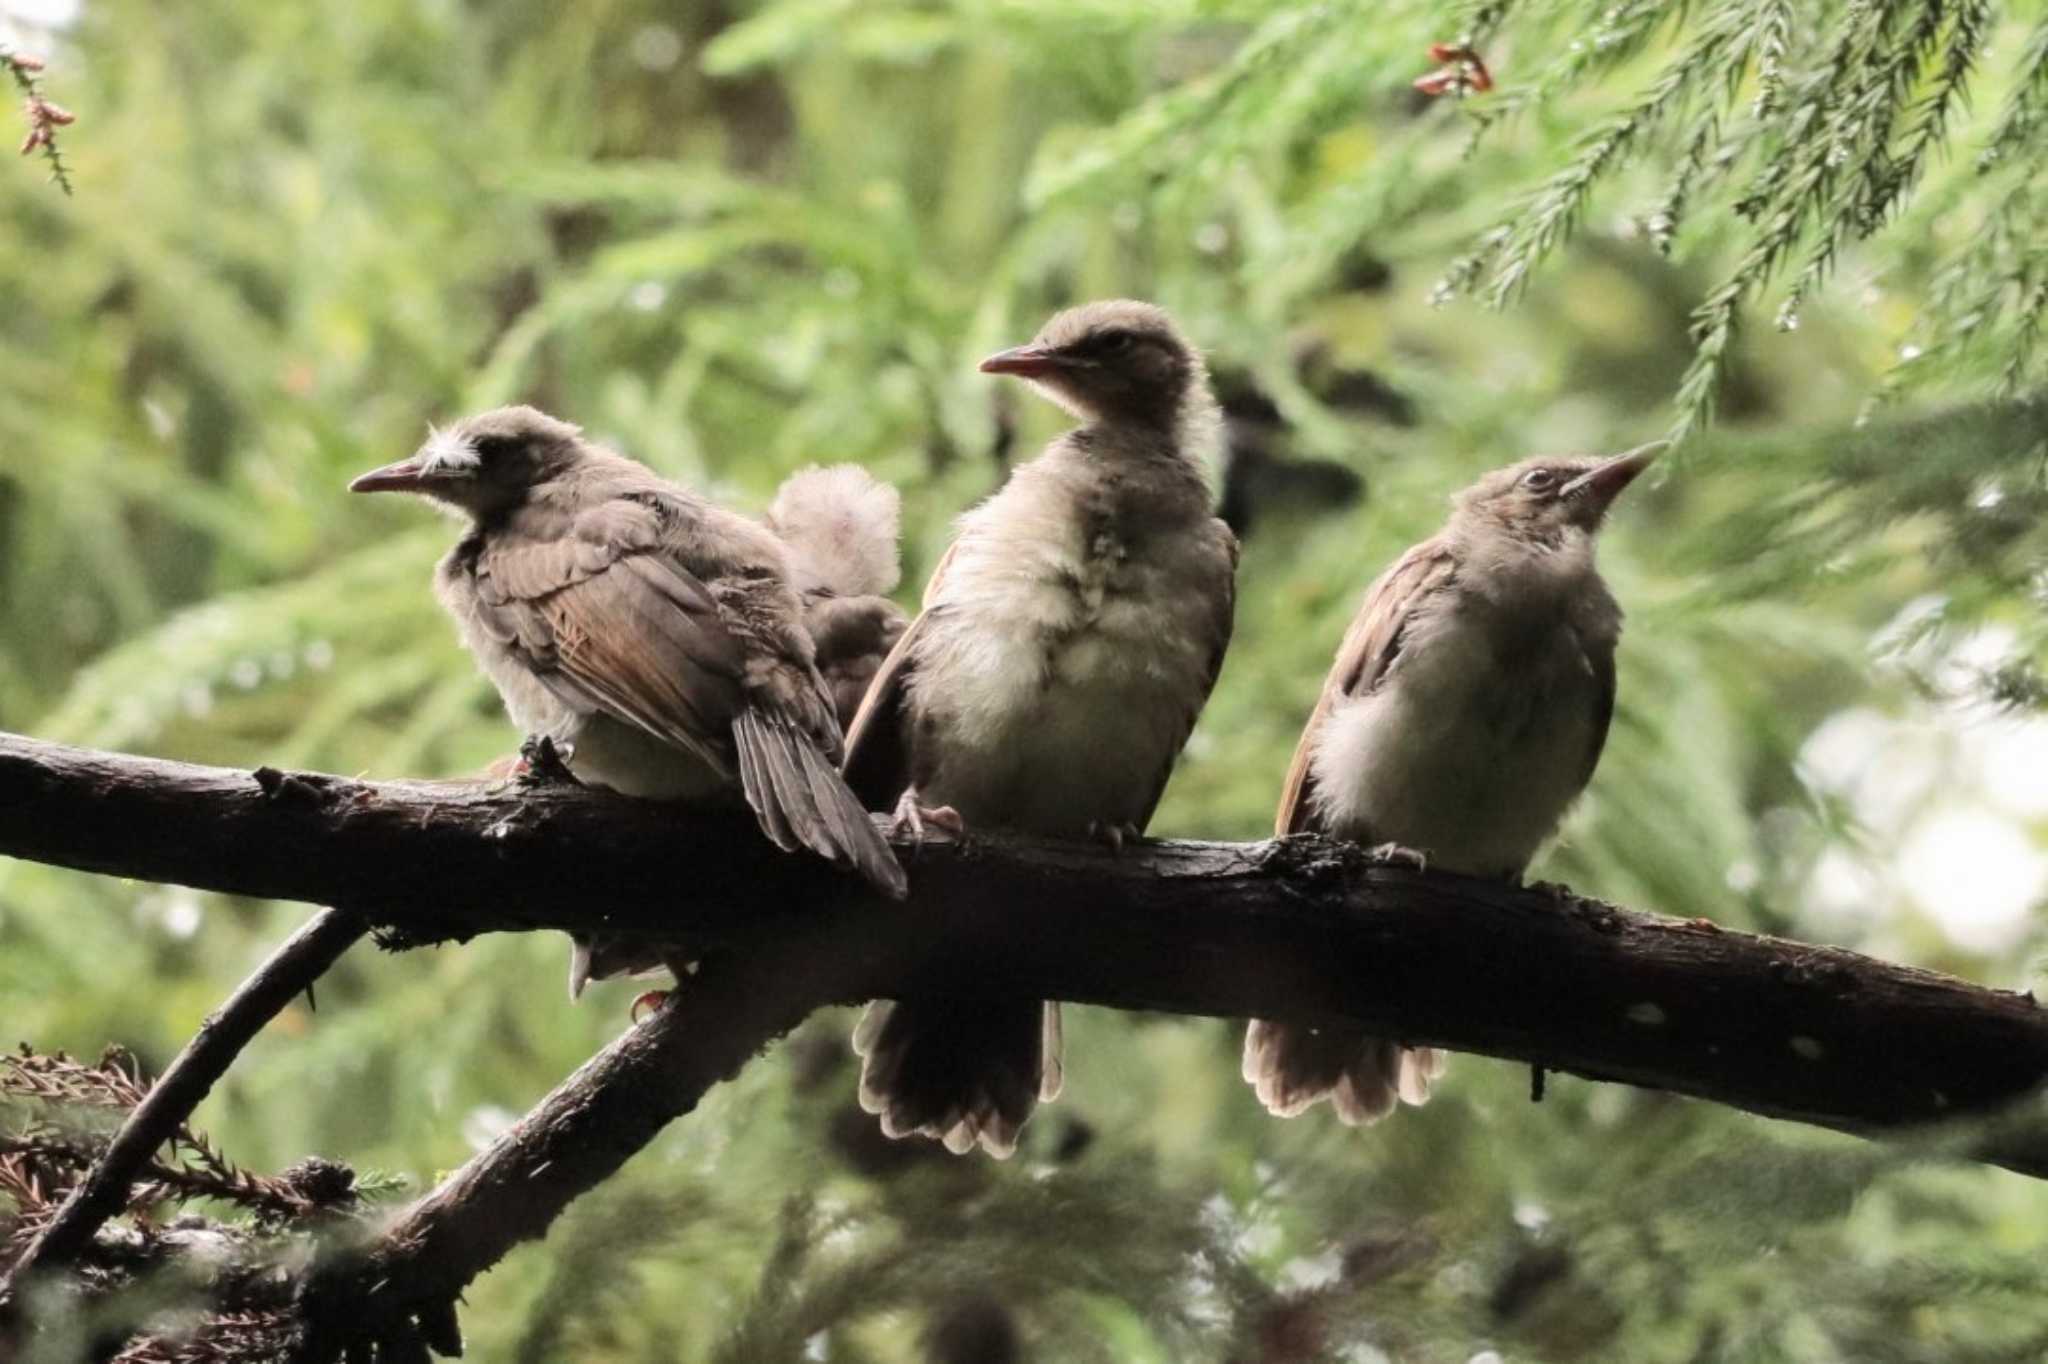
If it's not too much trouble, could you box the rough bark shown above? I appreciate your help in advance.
[3,729,2045,1172]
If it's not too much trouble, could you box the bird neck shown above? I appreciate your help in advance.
[1071,384,1222,477]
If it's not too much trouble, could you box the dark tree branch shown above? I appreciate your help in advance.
[0,907,368,1314]
[2,730,2046,1175]
[287,938,838,1362]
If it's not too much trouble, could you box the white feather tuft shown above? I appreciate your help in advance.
[418,422,481,474]
[766,464,902,597]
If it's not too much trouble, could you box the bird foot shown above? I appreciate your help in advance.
[629,990,671,1024]
[1526,878,1574,900]
[889,791,965,851]
[516,735,580,788]
[1368,842,1429,873]
[1088,820,1142,854]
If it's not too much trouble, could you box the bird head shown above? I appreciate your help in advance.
[1453,441,1665,545]
[980,300,1208,433]
[349,405,585,518]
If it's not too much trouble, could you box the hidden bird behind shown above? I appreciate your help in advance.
[843,300,1239,1157]
[1243,442,1662,1126]
[349,406,907,998]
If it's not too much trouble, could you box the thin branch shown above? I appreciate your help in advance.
[288,941,828,1362]
[0,907,367,1312]
[2,729,2046,1180]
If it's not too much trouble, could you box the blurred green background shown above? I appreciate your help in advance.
[4,0,2048,1359]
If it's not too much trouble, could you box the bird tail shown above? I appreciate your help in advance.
[735,708,908,899]
[766,464,902,598]
[853,999,1063,1158]
[1241,1020,1443,1126]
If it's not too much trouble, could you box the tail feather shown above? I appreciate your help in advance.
[854,999,1057,1158]
[1242,1020,1442,1127]
[735,709,907,898]
[796,732,907,898]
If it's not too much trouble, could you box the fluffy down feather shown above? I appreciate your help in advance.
[767,465,903,598]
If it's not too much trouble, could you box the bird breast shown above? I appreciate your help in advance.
[1308,593,1603,879]
[906,467,1220,834]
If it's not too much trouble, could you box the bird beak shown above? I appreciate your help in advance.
[1562,440,1666,507]
[979,344,1064,378]
[348,458,429,494]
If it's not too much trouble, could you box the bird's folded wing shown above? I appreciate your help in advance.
[1275,537,1458,837]
[475,508,748,778]
[1577,630,1617,792]
[840,540,958,810]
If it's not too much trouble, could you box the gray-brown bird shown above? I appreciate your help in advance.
[843,299,1240,1157]
[560,460,911,993]
[350,407,907,997]
[1243,442,1661,1125]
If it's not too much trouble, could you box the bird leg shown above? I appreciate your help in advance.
[1087,820,1142,854]
[628,956,704,1022]
[515,734,580,788]
[889,789,965,851]
[1367,841,1429,873]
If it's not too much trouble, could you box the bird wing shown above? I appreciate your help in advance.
[1577,630,1618,793]
[1275,535,1458,837]
[478,492,905,896]
[1132,520,1240,830]
[840,538,959,810]
[475,499,747,777]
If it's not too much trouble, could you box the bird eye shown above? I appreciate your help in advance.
[1521,468,1557,492]
[1095,330,1134,354]
[473,436,517,460]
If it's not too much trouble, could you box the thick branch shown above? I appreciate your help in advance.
[3,729,2046,1177]
[0,906,366,1315]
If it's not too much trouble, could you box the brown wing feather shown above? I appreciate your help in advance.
[478,514,747,775]
[840,539,959,810]
[480,492,905,897]
[1275,537,1459,837]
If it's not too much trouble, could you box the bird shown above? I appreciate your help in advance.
[349,406,908,999]
[560,460,912,993]
[842,299,1240,1157]
[765,464,911,727]
[1242,441,1663,1127]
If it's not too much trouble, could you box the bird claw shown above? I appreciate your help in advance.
[1088,820,1141,854]
[516,735,580,788]
[889,792,965,852]
[629,990,670,1024]
[1368,842,1429,873]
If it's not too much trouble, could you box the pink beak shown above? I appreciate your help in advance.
[348,458,429,494]
[979,344,1064,378]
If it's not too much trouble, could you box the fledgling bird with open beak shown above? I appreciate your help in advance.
[844,299,1240,1157]
[1243,442,1662,1126]
[350,407,908,998]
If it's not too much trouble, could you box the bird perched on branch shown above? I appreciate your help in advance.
[844,300,1239,1157]
[350,407,907,998]
[1243,441,1663,1126]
